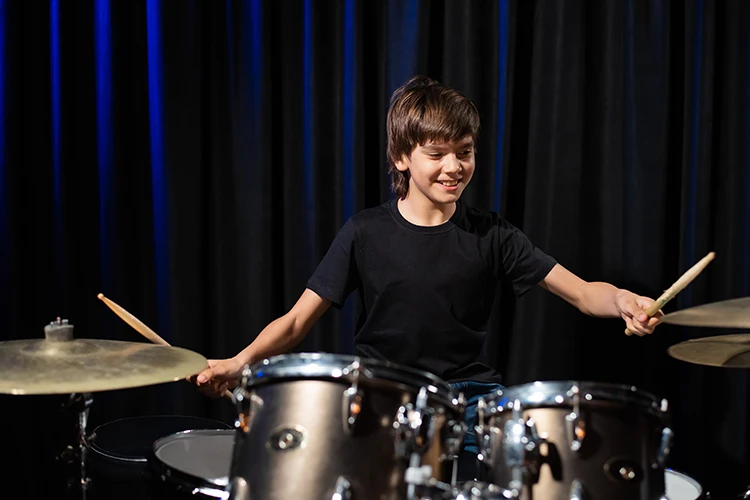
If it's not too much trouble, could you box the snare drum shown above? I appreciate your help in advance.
[475,381,672,500]
[86,415,232,500]
[225,353,466,500]
[149,429,236,499]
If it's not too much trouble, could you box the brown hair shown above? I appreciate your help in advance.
[386,76,480,198]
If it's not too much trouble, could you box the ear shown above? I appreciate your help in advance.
[394,155,410,172]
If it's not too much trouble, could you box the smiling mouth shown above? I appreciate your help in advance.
[437,180,459,187]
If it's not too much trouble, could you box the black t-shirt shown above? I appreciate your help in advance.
[306,198,557,384]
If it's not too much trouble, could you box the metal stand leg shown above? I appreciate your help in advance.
[60,393,93,500]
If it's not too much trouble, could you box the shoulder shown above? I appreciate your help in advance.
[454,201,518,236]
[348,200,395,229]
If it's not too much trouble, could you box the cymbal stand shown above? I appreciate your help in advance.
[59,392,93,500]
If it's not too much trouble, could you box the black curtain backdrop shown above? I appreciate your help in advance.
[1,0,749,498]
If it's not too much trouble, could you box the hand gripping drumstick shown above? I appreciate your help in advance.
[97,293,233,401]
[625,251,716,336]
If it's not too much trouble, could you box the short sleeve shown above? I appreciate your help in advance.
[306,218,361,308]
[495,219,557,297]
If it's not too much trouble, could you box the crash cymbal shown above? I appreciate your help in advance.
[659,297,750,328]
[667,333,750,368]
[0,320,207,395]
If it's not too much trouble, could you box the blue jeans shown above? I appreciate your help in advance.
[448,381,505,455]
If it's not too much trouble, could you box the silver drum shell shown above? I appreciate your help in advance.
[228,353,465,500]
[476,380,671,500]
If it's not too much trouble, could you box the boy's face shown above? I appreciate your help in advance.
[395,137,475,206]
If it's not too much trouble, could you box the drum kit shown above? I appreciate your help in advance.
[1,295,749,500]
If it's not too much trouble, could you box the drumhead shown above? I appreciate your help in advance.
[246,352,456,404]
[665,469,702,500]
[151,429,236,487]
[89,415,232,463]
[486,380,668,417]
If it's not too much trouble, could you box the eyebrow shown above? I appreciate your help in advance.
[422,141,474,151]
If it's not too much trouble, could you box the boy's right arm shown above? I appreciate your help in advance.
[193,288,331,397]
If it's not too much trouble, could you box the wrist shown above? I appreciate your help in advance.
[614,288,634,313]
[232,353,253,370]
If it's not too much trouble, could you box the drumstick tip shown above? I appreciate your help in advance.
[97,293,104,300]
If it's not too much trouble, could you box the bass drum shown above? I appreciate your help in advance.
[86,415,232,500]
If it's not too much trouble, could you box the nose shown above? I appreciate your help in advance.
[443,154,462,174]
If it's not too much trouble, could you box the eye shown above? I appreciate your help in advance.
[428,153,443,159]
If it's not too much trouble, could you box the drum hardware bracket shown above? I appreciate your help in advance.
[405,458,435,499]
[444,392,468,458]
[394,386,435,457]
[268,425,307,451]
[565,385,585,452]
[227,476,251,500]
[405,464,446,500]
[341,357,374,381]
[475,397,497,466]
[569,479,585,500]
[235,366,264,433]
[503,400,542,489]
[444,418,467,458]
[331,476,352,500]
[342,361,365,434]
[603,457,643,483]
[657,427,674,467]
[404,464,433,485]
[234,391,264,433]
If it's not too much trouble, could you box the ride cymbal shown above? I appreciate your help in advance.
[659,297,750,328]
[667,333,750,368]
[0,319,207,395]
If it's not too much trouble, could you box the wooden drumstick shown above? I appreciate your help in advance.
[625,251,716,336]
[97,293,234,401]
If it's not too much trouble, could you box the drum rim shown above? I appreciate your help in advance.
[453,480,515,499]
[150,429,237,488]
[665,468,703,494]
[246,352,456,399]
[485,380,669,415]
[88,415,232,461]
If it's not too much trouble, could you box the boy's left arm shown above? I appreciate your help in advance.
[538,263,662,336]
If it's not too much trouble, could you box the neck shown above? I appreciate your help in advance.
[397,196,456,226]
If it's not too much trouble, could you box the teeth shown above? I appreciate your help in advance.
[439,181,458,186]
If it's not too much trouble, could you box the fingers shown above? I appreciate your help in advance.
[193,358,241,398]
[197,358,234,384]
[621,293,665,336]
[194,372,229,398]
[196,380,228,398]
[196,368,214,385]
[625,311,661,335]
[625,316,648,336]
[624,298,649,324]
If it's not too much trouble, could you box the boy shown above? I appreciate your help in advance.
[195,75,661,480]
